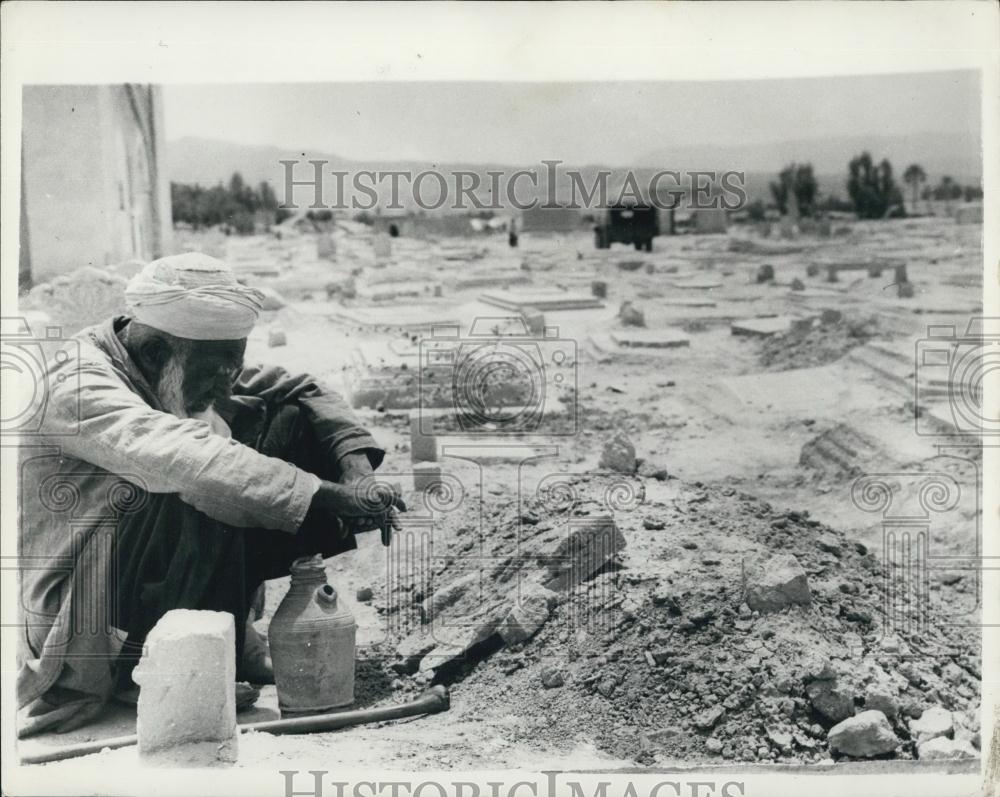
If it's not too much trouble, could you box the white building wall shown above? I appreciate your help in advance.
[20,85,172,284]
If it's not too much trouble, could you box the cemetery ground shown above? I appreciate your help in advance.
[19,214,985,771]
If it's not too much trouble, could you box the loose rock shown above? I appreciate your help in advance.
[917,736,977,761]
[827,711,899,758]
[908,705,953,745]
[742,553,812,613]
[807,678,855,723]
[599,430,637,474]
[540,667,565,689]
[693,705,726,730]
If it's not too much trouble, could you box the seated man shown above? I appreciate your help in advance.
[17,253,403,737]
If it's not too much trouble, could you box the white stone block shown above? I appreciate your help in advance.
[132,609,238,764]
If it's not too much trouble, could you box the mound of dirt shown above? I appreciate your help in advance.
[380,472,980,766]
[760,314,884,371]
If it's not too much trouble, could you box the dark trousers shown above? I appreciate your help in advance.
[112,404,354,685]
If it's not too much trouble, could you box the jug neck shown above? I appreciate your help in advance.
[288,554,329,588]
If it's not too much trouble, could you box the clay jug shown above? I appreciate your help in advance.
[269,554,356,716]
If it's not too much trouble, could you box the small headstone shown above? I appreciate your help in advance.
[132,610,238,764]
[267,328,287,347]
[410,416,438,463]
[618,301,645,328]
[756,264,775,284]
[591,280,608,299]
[522,310,546,337]
[317,234,337,260]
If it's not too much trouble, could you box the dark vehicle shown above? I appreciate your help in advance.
[594,203,661,251]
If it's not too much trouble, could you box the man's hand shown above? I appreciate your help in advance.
[317,454,406,545]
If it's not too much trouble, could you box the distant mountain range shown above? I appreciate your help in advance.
[166,131,982,208]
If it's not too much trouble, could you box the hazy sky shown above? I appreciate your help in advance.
[163,71,979,165]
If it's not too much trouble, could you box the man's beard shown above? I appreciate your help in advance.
[157,355,205,419]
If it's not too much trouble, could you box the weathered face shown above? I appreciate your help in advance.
[156,338,246,417]
[179,339,247,414]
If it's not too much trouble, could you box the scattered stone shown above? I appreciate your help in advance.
[599,430,637,473]
[898,282,915,299]
[790,278,805,291]
[637,460,669,480]
[806,678,855,723]
[917,736,978,761]
[817,534,842,557]
[356,586,374,602]
[742,553,812,613]
[618,301,646,328]
[597,678,617,698]
[497,588,556,644]
[268,328,288,347]
[540,667,565,689]
[705,738,723,754]
[693,705,726,730]
[643,518,666,531]
[863,682,899,720]
[820,309,843,325]
[591,280,608,299]
[908,705,953,745]
[827,711,899,758]
[766,727,793,752]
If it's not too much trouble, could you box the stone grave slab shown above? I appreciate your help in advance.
[731,316,798,337]
[333,304,459,330]
[669,279,723,290]
[479,289,604,312]
[610,329,691,349]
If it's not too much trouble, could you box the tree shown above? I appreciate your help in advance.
[931,176,962,202]
[902,164,926,213]
[745,199,767,223]
[847,152,905,220]
[170,174,288,232]
[769,162,818,217]
[963,184,983,202]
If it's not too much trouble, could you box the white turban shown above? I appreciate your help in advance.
[124,253,264,340]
